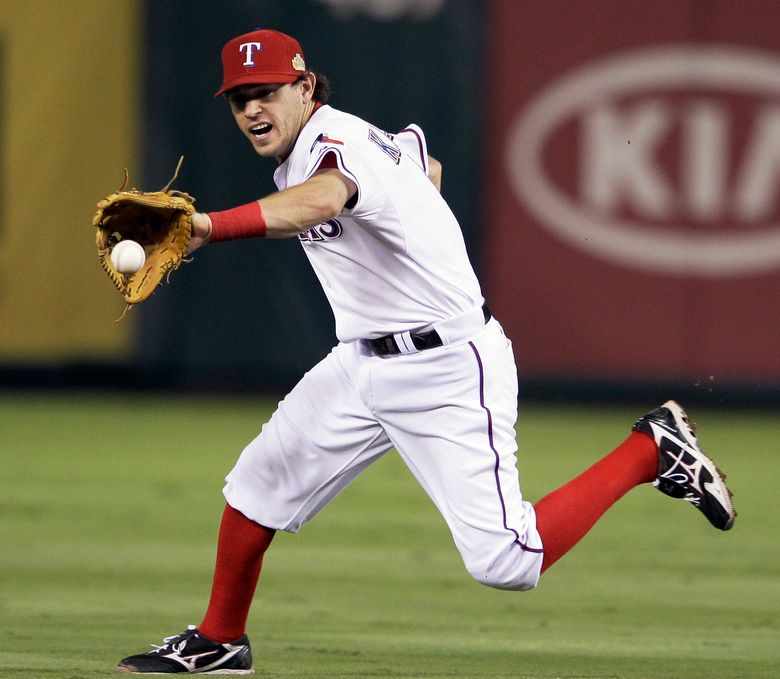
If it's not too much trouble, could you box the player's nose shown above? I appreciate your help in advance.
[242,101,263,118]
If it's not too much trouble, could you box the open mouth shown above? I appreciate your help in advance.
[249,122,273,140]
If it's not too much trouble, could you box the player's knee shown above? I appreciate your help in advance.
[462,547,541,591]
[466,566,538,591]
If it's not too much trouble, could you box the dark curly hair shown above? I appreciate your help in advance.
[297,71,331,103]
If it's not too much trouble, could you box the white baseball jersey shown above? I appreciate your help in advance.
[224,105,544,592]
[273,105,483,341]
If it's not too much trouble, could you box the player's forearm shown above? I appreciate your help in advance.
[194,170,354,248]
[259,171,351,237]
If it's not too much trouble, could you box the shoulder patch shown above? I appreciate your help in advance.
[310,132,345,153]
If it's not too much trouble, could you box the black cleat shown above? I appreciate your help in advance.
[634,400,736,531]
[117,625,253,674]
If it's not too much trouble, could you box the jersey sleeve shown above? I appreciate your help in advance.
[303,129,365,211]
[301,119,428,220]
[393,124,429,175]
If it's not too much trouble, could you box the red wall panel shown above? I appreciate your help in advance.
[484,0,780,384]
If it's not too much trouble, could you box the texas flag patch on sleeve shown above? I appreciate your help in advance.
[310,132,344,152]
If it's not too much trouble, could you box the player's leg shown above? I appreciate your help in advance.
[534,399,736,572]
[371,321,736,590]
[198,503,275,642]
[371,320,545,590]
[117,342,392,674]
[532,430,657,573]
[197,351,392,645]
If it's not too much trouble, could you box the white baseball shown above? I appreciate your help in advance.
[110,240,146,274]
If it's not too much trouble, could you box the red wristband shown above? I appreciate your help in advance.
[207,201,267,241]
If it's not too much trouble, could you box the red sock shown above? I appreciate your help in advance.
[198,504,275,642]
[534,431,658,574]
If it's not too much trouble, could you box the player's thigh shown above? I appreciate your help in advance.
[373,322,542,587]
[224,343,391,531]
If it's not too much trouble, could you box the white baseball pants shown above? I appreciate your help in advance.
[223,318,543,591]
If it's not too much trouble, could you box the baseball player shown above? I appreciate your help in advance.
[117,29,736,675]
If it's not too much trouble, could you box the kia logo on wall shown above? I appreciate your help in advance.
[507,45,780,277]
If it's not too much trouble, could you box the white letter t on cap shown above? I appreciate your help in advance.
[239,42,263,66]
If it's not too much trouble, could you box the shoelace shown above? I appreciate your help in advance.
[150,625,198,652]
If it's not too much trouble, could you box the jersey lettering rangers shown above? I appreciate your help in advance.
[273,105,484,342]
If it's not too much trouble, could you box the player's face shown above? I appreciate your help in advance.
[227,75,315,162]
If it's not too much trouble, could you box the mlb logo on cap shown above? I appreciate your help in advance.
[216,29,307,97]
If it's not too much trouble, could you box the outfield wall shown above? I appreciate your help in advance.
[482,0,780,393]
[0,1,139,362]
[0,0,778,405]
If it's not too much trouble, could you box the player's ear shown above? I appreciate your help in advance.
[298,72,316,103]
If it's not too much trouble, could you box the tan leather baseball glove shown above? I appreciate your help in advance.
[93,156,195,318]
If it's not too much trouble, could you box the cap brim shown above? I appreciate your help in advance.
[214,72,300,97]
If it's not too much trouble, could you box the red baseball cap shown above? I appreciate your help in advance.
[215,29,307,97]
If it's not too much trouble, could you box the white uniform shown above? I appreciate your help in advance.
[223,105,544,591]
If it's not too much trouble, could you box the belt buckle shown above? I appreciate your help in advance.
[392,330,422,355]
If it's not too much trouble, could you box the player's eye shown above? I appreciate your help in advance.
[228,86,281,109]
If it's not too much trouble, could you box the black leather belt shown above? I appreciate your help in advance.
[368,304,491,356]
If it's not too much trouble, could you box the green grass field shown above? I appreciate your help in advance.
[0,392,777,678]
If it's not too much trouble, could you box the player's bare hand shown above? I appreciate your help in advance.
[428,155,442,192]
[188,212,213,254]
